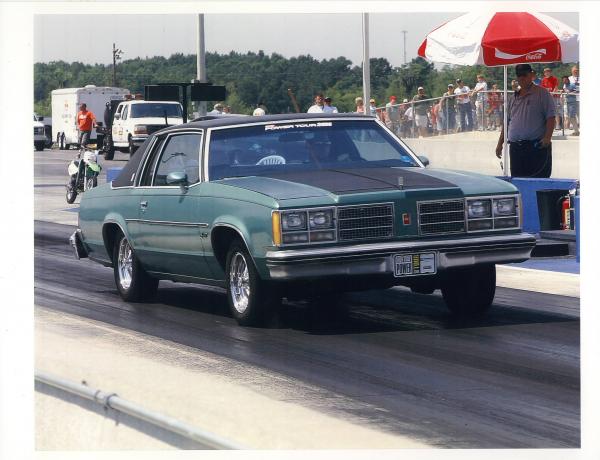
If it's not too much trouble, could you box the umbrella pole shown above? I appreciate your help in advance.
[503,65,509,177]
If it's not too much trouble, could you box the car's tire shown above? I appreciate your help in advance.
[35,142,45,151]
[225,239,278,326]
[440,264,496,316]
[66,186,77,204]
[113,232,158,302]
[104,144,115,160]
[128,136,138,156]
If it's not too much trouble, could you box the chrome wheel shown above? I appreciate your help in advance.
[117,237,133,290]
[229,252,250,314]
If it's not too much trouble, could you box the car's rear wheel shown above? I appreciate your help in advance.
[225,239,278,326]
[440,264,496,316]
[113,232,158,302]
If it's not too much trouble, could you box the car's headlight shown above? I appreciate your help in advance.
[466,195,520,232]
[309,209,334,229]
[281,211,307,231]
[467,199,492,218]
[133,125,148,135]
[273,208,337,246]
[493,197,517,216]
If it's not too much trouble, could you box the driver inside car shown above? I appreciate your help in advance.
[306,136,333,166]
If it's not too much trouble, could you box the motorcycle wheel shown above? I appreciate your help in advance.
[66,186,77,204]
[85,176,98,190]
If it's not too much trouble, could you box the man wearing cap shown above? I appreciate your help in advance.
[540,67,561,130]
[471,75,488,130]
[495,63,555,178]
[253,101,267,116]
[369,98,377,116]
[323,96,338,113]
[454,79,473,131]
[412,87,429,137]
[441,84,457,133]
[385,95,400,135]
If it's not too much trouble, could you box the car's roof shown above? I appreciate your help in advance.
[112,113,377,188]
[167,112,374,131]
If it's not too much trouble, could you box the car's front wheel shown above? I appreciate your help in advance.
[128,136,138,156]
[113,232,158,302]
[440,264,496,316]
[225,239,278,326]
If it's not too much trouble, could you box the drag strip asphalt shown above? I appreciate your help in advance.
[34,220,580,448]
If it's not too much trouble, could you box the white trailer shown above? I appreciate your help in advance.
[52,85,130,149]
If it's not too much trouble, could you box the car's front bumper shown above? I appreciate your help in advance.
[131,135,148,145]
[264,232,536,280]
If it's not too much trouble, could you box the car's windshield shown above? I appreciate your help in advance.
[208,119,419,180]
[130,103,183,118]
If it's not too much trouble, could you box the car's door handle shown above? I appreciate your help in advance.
[140,201,148,210]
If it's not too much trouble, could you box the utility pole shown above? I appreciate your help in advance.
[112,43,123,86]
[362,13,370,114]
[402,30,407,65]
[196,14,207,116]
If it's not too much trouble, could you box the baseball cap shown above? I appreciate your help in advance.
[455,79,462,83]
[324,96,332,102]
[448,83,454,88]
[403,98,408,103]
[515,63,533,76]
[417,86,424,91]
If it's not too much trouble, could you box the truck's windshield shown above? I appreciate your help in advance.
[130,103,182,118]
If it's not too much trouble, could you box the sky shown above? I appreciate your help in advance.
[34,11,579,68]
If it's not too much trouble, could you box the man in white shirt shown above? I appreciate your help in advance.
[323,96,338,113]
[454,79,473,131]
[307,94,325,113]
[472,75,488,130]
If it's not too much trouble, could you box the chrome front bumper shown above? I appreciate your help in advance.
[69,229,88,260]
[264,232,536,280]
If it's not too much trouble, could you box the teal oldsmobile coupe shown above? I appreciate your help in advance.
[70,113,536,325]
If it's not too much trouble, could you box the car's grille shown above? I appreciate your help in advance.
[418,200,466,235]
[337,204,394,241]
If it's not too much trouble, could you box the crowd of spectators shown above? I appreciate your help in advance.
[241,66,580,140]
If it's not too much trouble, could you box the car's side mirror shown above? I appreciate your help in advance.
[418,155,430,167]
[166,171,189,191]
[114,113,121,120]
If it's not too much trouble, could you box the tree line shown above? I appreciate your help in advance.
[34,51,577,116]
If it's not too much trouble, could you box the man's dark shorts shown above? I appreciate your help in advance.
[509,140,552,178]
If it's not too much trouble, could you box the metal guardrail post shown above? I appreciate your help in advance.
[35,370,246,450]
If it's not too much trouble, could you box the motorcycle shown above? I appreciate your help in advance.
[66,144,102,204]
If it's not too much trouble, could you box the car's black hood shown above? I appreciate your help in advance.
[216,167,458,199]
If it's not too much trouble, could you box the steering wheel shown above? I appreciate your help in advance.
[256,155,286,165]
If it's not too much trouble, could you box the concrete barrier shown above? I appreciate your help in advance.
[404,133,579,179]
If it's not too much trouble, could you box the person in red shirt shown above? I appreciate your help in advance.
[75,103,96,147]
[540,68,561,129]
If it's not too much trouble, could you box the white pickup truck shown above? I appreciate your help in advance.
[111,100,183,155]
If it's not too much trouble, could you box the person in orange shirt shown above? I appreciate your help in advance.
[75,103,96,146]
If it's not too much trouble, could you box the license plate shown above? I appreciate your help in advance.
[393,252,437,277]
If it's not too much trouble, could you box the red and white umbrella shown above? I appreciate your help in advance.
[417,12,578,176]
[418,12,579,66]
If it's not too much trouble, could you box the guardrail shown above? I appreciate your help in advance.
[35,370,246,450]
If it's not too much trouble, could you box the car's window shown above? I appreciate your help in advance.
[131,103,183,118]
[207,120,419,180]
[139,136,167,186]
[153,133,202,186]
[122,105,129,121]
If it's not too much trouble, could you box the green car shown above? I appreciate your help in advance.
[70,114,535,325]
